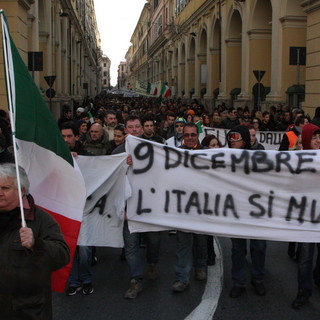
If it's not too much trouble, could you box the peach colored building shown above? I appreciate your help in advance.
[128,0,320,115]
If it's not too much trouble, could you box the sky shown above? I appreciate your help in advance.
[94,0,147,86]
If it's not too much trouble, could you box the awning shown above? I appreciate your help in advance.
[286,84,305,94]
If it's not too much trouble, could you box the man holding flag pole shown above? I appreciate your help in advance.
[1,6,86,304]
[0,163,70,319]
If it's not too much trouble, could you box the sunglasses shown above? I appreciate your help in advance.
[228,132,242,142]
[175,124,184,128]
[183,133,198,138]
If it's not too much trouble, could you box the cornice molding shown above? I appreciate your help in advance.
[301,0,320,14]
[18,0,35,10]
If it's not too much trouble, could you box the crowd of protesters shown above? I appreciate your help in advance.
[1,92,320,314]
[57,94,316,139]
[52,93,320,309]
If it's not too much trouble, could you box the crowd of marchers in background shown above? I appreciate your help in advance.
[1,92,320,315]
[52,92,320,311]
[55,93,320,157]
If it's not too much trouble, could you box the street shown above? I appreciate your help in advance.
[53,235,320,320]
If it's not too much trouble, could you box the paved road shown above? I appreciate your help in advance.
[53,235,320,320]
[214,239,320,320]
[53,232,207,320]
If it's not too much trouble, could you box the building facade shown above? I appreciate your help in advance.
[101,55,111,89]
[129,2,150,95]
[0,0,102,119]
[128,0,320,115]
[117,61,128,89]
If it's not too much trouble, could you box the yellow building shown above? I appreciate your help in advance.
[129,2,150,94]
[0,0,102,119]
[129,0,320,115]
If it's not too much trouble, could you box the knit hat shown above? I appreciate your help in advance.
[76,107,85,113]
[94,113,105,121]
[75,120,86,127]
[186,109,195,115]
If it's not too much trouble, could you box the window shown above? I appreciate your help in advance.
[175,0,190,16]
[157,15,162,36]
[154,0,159,9]
[142,42,146,55]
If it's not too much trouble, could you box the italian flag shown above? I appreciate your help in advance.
[1,11,86,292]
[160,83,171,98]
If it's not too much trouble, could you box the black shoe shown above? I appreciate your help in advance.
[251,281,266,296]
[291,288,311,309]
[65,286,82,296]
[82,283,94,295]
[229,286,245,298]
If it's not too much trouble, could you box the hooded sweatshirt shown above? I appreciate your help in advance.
[301,123,320,150]
[227,125,252,150]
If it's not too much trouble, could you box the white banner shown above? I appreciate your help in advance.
[126,136,320,242]
[202,127,284,150]
[135,80,147,95]
[76,154,129,247]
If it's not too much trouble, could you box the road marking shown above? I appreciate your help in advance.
[185,237,223,320]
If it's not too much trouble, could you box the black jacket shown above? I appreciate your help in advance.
[0,195,70,319]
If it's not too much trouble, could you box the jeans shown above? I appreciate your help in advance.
[174,231,208,283]
[297,242,315,290]
[123,221,143,282]
[313,243,320,282]
[231,238,266,287]
[145,231,161,264]
[68,246,93,287]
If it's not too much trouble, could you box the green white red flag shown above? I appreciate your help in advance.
[1,11,86,292]
[160,83,171,98]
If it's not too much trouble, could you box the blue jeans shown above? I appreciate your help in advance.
[297,242,315,290]
[68,246,93,287]
[123,221,143,282]
[231,238,266,287]
[145,231,161,264]
[174,231,208,283]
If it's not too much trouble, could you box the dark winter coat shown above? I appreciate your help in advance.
[0,195,70,319]
[83,130,109,155]
[220,116,240,129]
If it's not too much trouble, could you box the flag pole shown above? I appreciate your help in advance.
[1,10,26,227]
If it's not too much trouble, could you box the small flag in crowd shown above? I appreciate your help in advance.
[1,11,86,292]
[160,83,172,99]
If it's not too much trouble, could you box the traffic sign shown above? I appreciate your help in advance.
[46,88,56,98]
[44,76,56,88]
[253,70,265,82]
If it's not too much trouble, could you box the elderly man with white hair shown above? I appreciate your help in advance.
[0,163,70,319]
